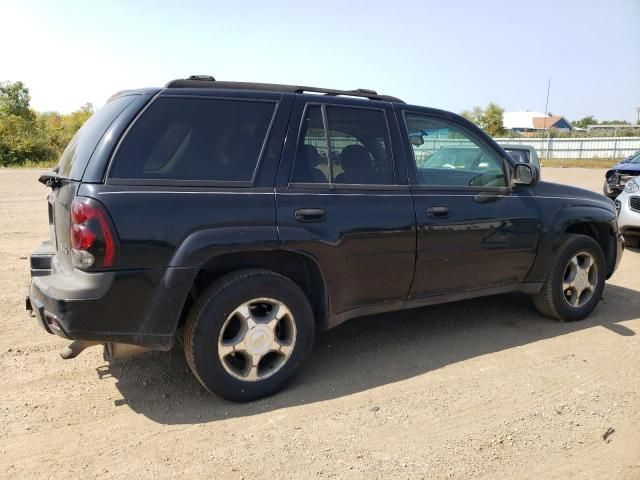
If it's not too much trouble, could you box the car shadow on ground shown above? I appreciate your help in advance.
[100,284,639,425]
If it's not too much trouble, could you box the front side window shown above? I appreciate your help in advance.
[405,113,507,188]
[109,97,276,182]
[291,105,394,185]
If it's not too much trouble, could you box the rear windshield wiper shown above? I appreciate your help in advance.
[38,170,67,188]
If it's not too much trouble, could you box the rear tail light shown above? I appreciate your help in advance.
[70,198,118,269]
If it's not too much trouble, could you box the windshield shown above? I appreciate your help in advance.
[629,152,640,164]
[504,148,530,164]
[58,95,136,180]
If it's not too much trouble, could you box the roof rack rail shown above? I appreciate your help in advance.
[164,76,404,103]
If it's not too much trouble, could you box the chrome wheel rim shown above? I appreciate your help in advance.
[217,298,296,382]
[562,251,598,308]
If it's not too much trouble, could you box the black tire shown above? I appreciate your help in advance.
[532,234,606,322]
[183,269,315,402]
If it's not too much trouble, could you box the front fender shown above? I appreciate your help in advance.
[525,203,617,283]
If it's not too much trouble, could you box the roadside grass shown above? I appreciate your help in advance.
[1,160,57,169]
[541,158,620,169]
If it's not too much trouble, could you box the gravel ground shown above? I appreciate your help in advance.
[1,167,639,479]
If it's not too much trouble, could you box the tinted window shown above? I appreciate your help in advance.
[58,95,136,180]
[110,97,276,182]
[504,148,530,164]
[405,113,507,188]
[291,105,394,185]
[291,106,330,183]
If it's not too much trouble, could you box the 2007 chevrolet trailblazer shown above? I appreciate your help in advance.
[26,76,623,401]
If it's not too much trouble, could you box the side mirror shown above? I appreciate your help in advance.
[410,134,424,147]
[512,163,536,186]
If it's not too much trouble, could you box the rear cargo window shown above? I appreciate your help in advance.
[109,97,276,182]
[58,95,136,180]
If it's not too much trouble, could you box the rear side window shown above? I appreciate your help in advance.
[109,97,276,182]
[58,95,136,180]
[291,105,394,185]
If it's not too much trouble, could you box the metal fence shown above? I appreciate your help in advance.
[305,135,640,161]
[493,137,640,159]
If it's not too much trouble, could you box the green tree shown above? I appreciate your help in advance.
[0,80,93,166]
[461,103,506,136]
[0,81,34,119]
[461,106,483,125]
[479,102,505,137]
[572,116,598,129]
[599,120,630,125]
[0,113,55,166]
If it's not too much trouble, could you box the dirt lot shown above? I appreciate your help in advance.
[1,168,639,479]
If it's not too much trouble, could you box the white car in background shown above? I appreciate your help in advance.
[615,176,640,248]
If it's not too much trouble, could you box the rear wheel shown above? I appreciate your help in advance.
[533,234,606,321]
[183,269,315,402]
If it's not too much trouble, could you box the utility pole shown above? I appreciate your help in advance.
[636,107,640,125]
[544,79,551,160]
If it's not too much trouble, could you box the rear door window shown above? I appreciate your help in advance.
[291,104,394,185]
[58,95,136,180]
[109,97,276,182]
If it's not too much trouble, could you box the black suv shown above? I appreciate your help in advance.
[27,76,624,402]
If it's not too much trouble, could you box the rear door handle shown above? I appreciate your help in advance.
[295,208,326,223]
[426,206,450,218]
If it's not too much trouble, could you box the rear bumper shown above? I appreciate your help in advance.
[26,244,198,350]
[617,197,640,236]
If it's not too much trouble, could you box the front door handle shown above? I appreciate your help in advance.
[426,206,450,218]
[295,208,326,223]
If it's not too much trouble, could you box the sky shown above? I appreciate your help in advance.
[1,0,639,122]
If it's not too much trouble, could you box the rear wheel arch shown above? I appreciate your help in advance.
[177,250,329,333]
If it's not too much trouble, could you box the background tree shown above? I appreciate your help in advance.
[0,81,34,119]
[461,106,483,125]
[599,120,631,125]
[460,103,505,137]
[479,102,505,137]
[572,116,598,129]
[0,80,94,167]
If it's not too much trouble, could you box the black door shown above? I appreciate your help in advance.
[275,97,416,319]
[397,107,541,299]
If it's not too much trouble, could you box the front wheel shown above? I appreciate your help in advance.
[183,269,315,402]
[533,234,606,321]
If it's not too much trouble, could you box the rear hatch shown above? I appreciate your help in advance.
[44,95,138,274]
